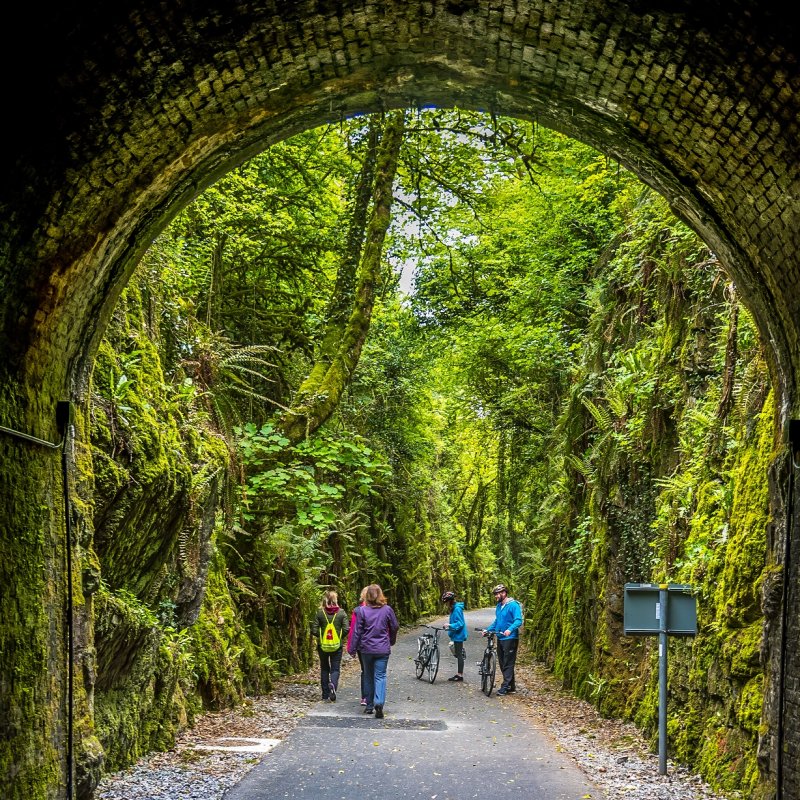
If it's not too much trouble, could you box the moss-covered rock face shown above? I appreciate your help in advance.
[93,589,181,769]
[524,194,776,797]
[90,291,194,601]
[88,279,237,774]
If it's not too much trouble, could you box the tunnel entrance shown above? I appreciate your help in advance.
[1,3,799,799]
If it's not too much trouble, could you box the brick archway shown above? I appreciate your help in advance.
[1,2,798,798]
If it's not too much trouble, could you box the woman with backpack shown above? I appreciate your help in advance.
[311,589,349,702]
[347,584,399,719]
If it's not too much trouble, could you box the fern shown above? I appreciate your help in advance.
[582,396,615,433]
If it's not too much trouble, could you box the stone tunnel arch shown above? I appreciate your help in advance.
[1,2,799,798]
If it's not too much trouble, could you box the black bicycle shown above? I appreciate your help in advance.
[415,625,444,683]
[475,628,497,696]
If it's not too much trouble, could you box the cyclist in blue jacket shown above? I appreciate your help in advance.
[484,583,523,695]
[441,590,467,681]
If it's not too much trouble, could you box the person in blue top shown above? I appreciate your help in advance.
[484,583,523,695]
[441,590,467,681]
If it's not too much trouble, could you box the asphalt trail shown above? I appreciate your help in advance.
[224,608,605,800]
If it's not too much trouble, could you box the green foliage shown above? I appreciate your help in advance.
[236,422,391,531]
[83,109,774,800]
[139,124,356,429]
[516,185,772,795]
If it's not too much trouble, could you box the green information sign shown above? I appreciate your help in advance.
[623,582,698,776]
[624,583,697,636]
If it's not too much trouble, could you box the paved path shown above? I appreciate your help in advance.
[224,608,605,800]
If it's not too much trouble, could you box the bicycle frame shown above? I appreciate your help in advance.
[475,628,497,696]
[415,625,444,683]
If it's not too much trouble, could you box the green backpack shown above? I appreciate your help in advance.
[319,611,341,652]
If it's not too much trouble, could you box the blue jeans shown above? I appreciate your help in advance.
[362,652,390,708]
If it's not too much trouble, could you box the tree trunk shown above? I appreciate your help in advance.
[302,121,380,389]
[277,110,406,444]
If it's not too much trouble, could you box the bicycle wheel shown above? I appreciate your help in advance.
[488,651,497,693]
[427,644,440,683]
[415,644,428,679]
[482,651,496,696]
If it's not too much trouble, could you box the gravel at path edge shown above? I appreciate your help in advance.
[510,659,740,800]
[95,651,739,800]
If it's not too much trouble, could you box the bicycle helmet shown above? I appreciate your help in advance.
[491,583,507,595]
[441,590,456,603]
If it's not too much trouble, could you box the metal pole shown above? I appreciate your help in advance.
[658,584,668,775]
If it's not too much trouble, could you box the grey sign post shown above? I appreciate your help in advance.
[623,583,697,775]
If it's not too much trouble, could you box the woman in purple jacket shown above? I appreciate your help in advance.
[347,583,399,719]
